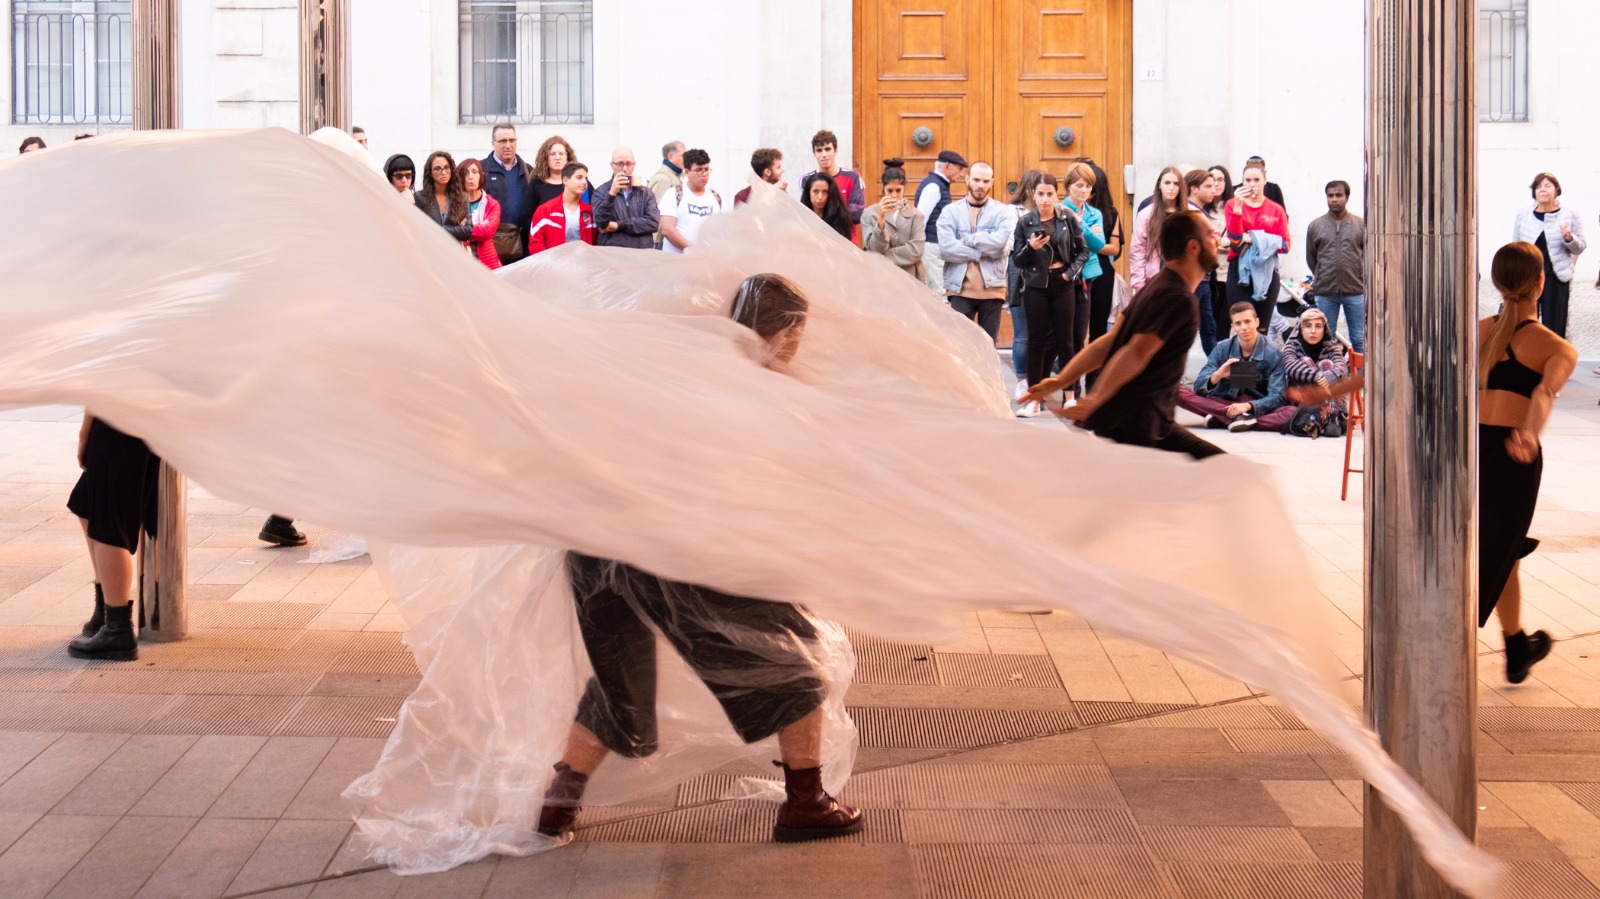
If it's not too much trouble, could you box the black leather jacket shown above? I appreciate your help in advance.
[1010,210,1091,289]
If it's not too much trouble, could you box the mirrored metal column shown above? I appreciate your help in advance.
[132,0,188,642]
[1365,1,1478,895]
[299,0,350,133]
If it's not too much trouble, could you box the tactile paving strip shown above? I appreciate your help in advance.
[914,844,1168,899]
[67,668,321,695]
[848,706,1076,748]
[1165,861,1359,899]
[326,652,419,676]
[175,649,338,673]
[1265,705,1312,730]
[573,800,899,844]
[292,631,407,653]
[1072,701,1195,727]
[0,690,174,732]
[187,601,323,630]
[852,642,938,686]
[1500,861,1600,898]
[840,764,1125,810]
[0,543,84,565]
[140,694,300,735]
[1477,706,1600,732]
[901,808,1140,845]
[1224,729,1339,755]
[0,668,80,692]
[1141,826,1318,863]
[276,695,403,738]
[935,653,1061,689]
[1558,782,1600,818]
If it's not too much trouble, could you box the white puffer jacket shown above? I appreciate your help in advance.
[1512,205,1587,283]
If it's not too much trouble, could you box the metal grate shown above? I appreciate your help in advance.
[1141,825,1318,863]
[186,601,323,630]
[913,844,1167,899]
[176,649,338,674]
[936,653,1061,689]
[1477,706,1600,732]
[0,667,81,691]
[276,695,402,738]
[292,631,406,653]
[902,808,1140,845]
[849,706,1077,748]
[1500,861,1600,899]
[11,0,132,125]
[326,652,419,676]
[1166,861,1360,899]
[0,689,172,732]
[1225,729,1339,755]
[1072,701,1195,727]
[309,672,421,697]
[68,668,320,695]
[1557,783,1600,818]
[458,0,593,125]
[0,543,83,565]
[840,764,1124,810]
[139,694,299,735]
[852,642,937,686]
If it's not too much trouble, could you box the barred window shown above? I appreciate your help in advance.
[459,0,593,126]
[11,0,132,125]
[1478,0,1528,123]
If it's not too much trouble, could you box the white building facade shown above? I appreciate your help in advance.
[7,0,1599,347]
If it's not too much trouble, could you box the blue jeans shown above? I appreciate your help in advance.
[1196,278,1217,354]
[1008,302,1028,379]
[1316,293,1366,353]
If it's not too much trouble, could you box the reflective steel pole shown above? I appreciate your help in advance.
[1364,1,1478,895]
[299,0,351,133]
[132,0,188,642]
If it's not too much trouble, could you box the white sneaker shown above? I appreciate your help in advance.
[1227,414,1256,432]
[1014,380,1030,400]
[1016,400,1041,418]
[1061,396,1078,410]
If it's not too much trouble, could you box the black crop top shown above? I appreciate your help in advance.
[1485,320,1542,398]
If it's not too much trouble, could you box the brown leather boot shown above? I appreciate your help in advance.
[773,763,863,842]
[536,762,589,838]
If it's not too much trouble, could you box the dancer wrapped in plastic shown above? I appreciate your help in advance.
[0,130,1500,896]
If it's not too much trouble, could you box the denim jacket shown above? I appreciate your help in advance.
[1192,335,1288,415]
[937,198,1016,294]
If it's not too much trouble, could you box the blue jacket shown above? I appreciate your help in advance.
[1238,230,1284,301]
[1061,200,1106,281]
[938,198,1016,295]
[1191,334,1288,415]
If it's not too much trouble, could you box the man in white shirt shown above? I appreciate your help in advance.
[659,148,721,254]
[914,150,968,294]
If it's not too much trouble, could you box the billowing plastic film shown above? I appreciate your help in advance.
[0,130,1499,896]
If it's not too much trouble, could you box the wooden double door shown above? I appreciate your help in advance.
[853,0,1132,222]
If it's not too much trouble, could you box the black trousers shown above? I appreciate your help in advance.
[1538,276,1570,339]
[1022,272,1084,386]
[1226,256,1281,331]
[948,296,1004,343]
[1088,271,1115,343]
[1209,274,1231,339]
[1104,424,1226,460]
[565,553,825,758]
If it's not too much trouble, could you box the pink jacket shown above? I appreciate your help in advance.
[1127,205,1164,291]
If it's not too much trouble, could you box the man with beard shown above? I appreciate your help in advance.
[1024,210,1225,460]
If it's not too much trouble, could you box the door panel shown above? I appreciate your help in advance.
[875,94,975,184]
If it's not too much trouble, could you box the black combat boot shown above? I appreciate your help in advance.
[68,601,137,661]
[80,583,105,638]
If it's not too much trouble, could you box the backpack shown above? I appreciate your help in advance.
[674,184,723,210]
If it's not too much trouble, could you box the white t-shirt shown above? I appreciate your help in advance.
[659,185,721,254]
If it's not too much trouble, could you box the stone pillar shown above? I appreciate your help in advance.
[131,0,189,642]
[1363,1,1478,896]
[299,0,350,133]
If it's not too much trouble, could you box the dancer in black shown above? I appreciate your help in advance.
[66,416,161,660]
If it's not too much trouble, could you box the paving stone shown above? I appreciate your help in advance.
[306,869,403,899]
[133,818,276,899]
[1091,726,1234,754]
[1099,750,1326,780]
[283,737,387,820]
[0,730,59,782]
[392,857,497,898]
[227,819,353,896]
[661,843,909,899]
[1262,780,1361,827]
[481,846,584,899]
[53,734,197,816]
[209,736,337,819]
[44,815,194,899]
[1140,824,1317,862]
[1480,826,1572,863]
[0,731,128,813]
[130,735,266,817]
[0,814,118,899]
[1115,778,1290,827]
[913,843,1169,899]
[1296,826,1362,862]
[0,811,42,855]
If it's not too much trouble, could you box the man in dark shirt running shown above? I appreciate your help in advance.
[1023,210,1224,460]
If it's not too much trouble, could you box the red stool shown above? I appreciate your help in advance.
[1342,351,1365,501]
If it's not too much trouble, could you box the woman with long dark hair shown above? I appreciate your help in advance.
[1011,174,1091,402]
[1128,166,1187,292]
[1203,166,1233,336]
[415,151,472,242]
[1005,170,1051,414]
[801,172,854,241]
[1085,163,1123,346]
[456,157,502,270]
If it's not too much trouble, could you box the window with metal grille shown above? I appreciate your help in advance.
[1478,0,1528,123]
[459,0,593,126]
[11,0,132,125]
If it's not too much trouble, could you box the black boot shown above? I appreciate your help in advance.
[773,763,864,842]
[536,762,589,838]
[80,583,105,638]
[1505,630,1553,684]
[68,602,137,661]
[258,515,307,547]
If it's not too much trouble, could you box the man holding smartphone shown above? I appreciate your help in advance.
[593,146,661,250]
[1177,302,1294,432]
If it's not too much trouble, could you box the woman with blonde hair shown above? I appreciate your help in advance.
[1291,241,1575,683]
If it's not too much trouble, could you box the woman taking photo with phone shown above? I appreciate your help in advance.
[1011,174,1090,404]
[862,158,926,278]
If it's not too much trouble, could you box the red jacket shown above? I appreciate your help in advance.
[465,192,502,269]
[527,196,597,254]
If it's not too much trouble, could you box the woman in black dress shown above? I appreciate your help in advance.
[66,415,162,660]
[537,274,862,844]
[1291,241,1576,683]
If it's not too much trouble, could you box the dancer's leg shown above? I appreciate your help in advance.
[777,706,824,769]
[559,723,611,775]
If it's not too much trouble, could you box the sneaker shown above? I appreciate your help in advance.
[1226,414,1257,433]
[1202,414,1225,430]
[1014,380,1030,401]
[258,515,307,547]
[1015,400,1041,418]
[1592,366,1600,376]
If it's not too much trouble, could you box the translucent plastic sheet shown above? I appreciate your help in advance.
[0,130,1498,895]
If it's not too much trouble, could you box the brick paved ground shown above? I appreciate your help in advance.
[1,368,1598,898]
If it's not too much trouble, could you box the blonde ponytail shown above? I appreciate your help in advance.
[1480,241,1545,389]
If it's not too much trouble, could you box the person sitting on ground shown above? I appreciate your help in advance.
[528,163,596,254]
[1281,307,1349,437]
[538,274,863,845]
[861,158,927,278]
[1177,302,1293,433]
